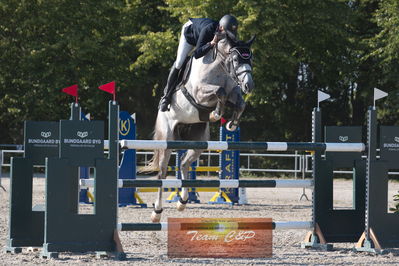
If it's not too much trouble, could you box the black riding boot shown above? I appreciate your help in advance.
[159,65,179,112]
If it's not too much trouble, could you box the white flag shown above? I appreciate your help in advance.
[131,113,136,122]
[318,90,330,103]
[374,88,388,101]
[85,113,91,120]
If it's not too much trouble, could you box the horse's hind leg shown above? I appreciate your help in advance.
[151,149,172,222]
[177,149,204,211]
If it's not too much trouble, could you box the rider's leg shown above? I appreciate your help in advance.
[159,63,180,112]
[160,20,194,112]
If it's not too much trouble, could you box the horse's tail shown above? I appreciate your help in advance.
[138,114,163,173]
[139,149,160,173]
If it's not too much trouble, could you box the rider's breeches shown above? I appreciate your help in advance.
[175,20,194,70]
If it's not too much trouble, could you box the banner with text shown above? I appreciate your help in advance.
[168,218,272,258]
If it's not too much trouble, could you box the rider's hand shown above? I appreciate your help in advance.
[210,34,219,46]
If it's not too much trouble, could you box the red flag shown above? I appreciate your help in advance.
[221,117,227,125]
[99,81,115,94]
[62,84,78,97]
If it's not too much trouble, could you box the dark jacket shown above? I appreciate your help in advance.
[184,18,218,59]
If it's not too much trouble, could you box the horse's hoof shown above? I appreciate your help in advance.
[151,211,162,223]
[209,111,221,122]
[177,201,187,211]
[226,121,237,131]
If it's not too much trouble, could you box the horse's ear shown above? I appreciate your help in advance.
[246,35,256,46]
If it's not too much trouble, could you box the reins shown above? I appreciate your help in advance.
[213,43,252,86]
[213,44,235,81]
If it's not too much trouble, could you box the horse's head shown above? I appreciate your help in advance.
[217,36,255,94]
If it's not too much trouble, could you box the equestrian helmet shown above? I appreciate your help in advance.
[219,14,238,39]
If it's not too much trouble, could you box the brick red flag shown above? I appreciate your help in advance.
[99,81,116,101]
[62,84,78,97]
[221,117,227,125]
[99,81,115,94]
[62,84,78,103]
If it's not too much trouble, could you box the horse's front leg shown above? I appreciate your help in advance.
[151,149,172,222]
[226,88,246,131]
[226,102,245,131]
[209,87,227,122]
[177,149,204,211]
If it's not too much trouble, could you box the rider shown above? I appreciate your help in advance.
[159,14,239,112]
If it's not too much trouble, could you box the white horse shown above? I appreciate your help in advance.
[147,36,255,222]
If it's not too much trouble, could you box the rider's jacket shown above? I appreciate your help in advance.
[184,18,218,59]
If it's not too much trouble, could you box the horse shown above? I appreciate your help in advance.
[147,36,255,222]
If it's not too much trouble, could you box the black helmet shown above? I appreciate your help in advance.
[219,14,238,40]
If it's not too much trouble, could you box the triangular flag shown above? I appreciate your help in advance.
[99,81,115,94]
[318,90,330,103]
[221,117,227,125]
[62,85,78,97]
[131,113,136,122]
[85,113,91,120]
[374,88,388,101]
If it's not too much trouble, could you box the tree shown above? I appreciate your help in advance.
[367,0,399,125]
[0,0,171,143]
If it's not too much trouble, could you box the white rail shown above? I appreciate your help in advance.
[2,149,399,178]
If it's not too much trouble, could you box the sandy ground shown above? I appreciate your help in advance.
[1,177,399,265]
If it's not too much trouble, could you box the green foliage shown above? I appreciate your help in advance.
[0,0,398,145]
[127,30,177,72]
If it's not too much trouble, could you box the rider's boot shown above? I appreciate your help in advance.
[159,65,179,112]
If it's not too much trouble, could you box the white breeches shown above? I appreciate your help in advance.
[175,20,194,69]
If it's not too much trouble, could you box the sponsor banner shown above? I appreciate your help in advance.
[119,111,135,139]
[380,126,399,165]
[24,121,60,165]
[168,218,272,258]
[220,127,240,203]
[324,126,362,166]
[60,120,104,166]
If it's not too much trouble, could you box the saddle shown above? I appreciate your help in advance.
[174,56,215,122]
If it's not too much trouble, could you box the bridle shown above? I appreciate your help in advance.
[213,44,253,88]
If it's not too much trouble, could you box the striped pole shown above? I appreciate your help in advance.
[137,187,220,193]
[117,221,313,231]
[167,166,221,172]
[80,179,313,189]
[120,140,365,152]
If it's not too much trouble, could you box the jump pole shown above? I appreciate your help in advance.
[120,140,365,152]
[117,221,313,231]
[80,179,314,189]
[166,125,240,204]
